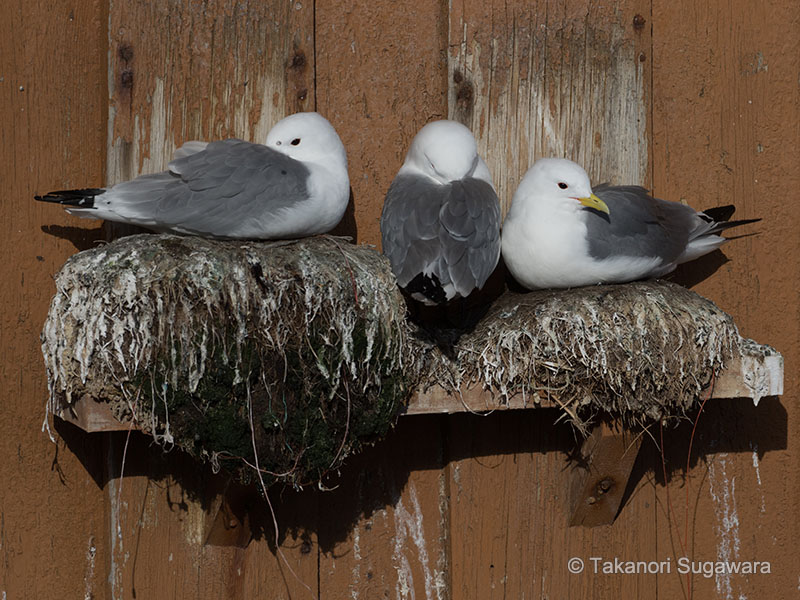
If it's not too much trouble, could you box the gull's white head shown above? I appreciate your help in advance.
[400,120,490,185]
[266,112,348,169]
[510,157,609,215]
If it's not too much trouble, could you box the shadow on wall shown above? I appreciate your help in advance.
[53,395,787,555]
[328,188,358,241]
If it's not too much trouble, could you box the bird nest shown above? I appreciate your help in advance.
[42,234,749,485]
[420,282,743,428]
[42,234,412,486]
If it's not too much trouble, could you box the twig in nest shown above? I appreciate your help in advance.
[327,379,352,469]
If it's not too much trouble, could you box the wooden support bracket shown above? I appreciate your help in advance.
[568,422,643,527]
[203,479,253,547]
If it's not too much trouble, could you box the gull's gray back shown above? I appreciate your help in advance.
[380,174,501,299]
[586,184,697,262]
[109,140,311,237]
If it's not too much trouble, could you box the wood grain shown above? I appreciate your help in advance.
[103,433,321,599]
[101,2,321,598]
[0,1,109,599]
[317,416,450,600]
[107,0,314,184]
[4,0,798,597]
[651,0,800,597]
[448,0,652,215]
[315,0,450,246]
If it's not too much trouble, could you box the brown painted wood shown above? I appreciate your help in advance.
[100,2,321,598]
[315,0,450,246]
[203,478,253,548]
[569,422,643,526]
[0,1,110,599]
[103,432,321,599]
[5,0,798,597]
[650,0,800,598]
[107,0,314,185]
[317,416,450,599]
[443,6,657,595]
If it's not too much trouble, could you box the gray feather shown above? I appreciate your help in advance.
[105,140,311,235]
[380,174,500,300]
[586,184,697,262]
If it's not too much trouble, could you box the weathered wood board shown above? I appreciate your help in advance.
[448,0,652,215]
[107,0,314,185]
[0,1,110,598]
[2,0,798,598]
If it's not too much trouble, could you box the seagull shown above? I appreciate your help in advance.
[35,112,350,240]
[380,120,501,305]
[502,158,760,290]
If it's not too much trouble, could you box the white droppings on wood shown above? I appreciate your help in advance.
[84,536,97,600]
[349,525,361,599]
[391,483,442,600]
[708,455,742,600]
[750,442,766,513]
[740,343,784,406]
[106,456,125,600]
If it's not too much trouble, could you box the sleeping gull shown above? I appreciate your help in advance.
[380,120,501,304]
[35,112,350,240]
[502,158,760,289]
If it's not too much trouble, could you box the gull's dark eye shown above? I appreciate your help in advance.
[290,138,301,146]
[558,182,568,190]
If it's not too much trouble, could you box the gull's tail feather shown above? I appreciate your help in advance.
[680,205,761,264]
[700,204,761,234]
[35,188,106,209]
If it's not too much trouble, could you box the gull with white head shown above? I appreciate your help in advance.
[502,158,759,290]
[380,120,501,304]
[36,112,350,240]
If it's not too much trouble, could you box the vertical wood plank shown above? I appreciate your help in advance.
[0,1,109,598]
[104,432,320,599]
[445,2,659,597]
[101,4,320,596]
[651,0,799,597]
[446,410,659,599]
[448,0,652,214]
[107,0,314,184]
[315,0,450,246]
[317,416,450,599]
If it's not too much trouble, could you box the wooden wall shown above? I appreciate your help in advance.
[1,0,797,598]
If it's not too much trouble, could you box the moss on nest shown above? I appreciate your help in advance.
[42,234,413,485]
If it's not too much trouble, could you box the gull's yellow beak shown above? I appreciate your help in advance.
[579,193,610,215]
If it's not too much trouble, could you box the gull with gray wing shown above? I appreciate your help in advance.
[380,121,501,304]
[502,158,759,290]
[36,112,350,240]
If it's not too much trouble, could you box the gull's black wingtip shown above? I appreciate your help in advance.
[700,204,761,233]
[34,188,106,208]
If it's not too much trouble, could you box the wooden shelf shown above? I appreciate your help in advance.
[52,341,783,533]
[54,346,783,432]
[407,351,783,415]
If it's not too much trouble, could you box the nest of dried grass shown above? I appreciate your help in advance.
[43,234,412,486]
[420,282,743,427]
